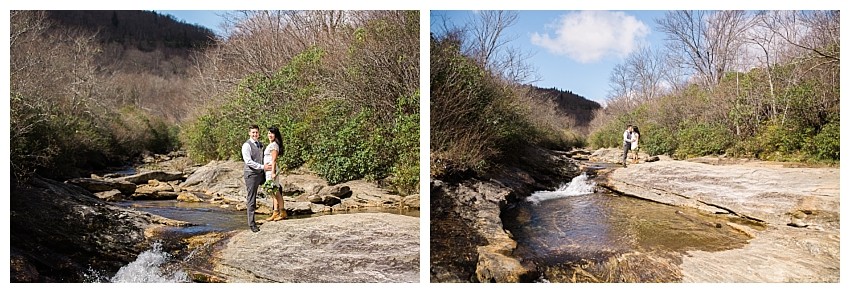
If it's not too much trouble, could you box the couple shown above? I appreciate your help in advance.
[241,124,287,233]
[622,124,640,167]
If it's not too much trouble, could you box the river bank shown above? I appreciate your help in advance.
[593,148,839,282]
[11,151,420,282]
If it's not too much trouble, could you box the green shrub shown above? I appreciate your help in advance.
[674,121,733,158]
[805,115,839,162]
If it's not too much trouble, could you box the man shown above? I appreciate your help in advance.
[622,124,633,167]
[242,124,273,232]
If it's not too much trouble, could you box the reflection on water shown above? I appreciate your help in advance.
[115,200,419,234]
[503,184,753,282]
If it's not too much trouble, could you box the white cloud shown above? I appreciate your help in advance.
[531,11,649,63]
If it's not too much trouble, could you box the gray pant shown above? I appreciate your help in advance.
[622,142,631,165]
[244,171,264,227]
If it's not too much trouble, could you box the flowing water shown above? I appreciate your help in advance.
[502,172,755,282]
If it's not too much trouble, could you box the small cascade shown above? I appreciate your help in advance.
[526,173,596,204]
[109,242,189,283]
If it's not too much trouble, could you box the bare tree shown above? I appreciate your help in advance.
[656,10,753,88]
[606,45,666,115]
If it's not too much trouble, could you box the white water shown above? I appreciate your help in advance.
[109,242,189,283]
[526,173,596,204]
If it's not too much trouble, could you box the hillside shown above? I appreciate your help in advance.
[526,85,602,130]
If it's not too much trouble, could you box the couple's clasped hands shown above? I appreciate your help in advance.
[264,163,274,172]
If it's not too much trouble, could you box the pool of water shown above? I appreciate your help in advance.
[116,200,419,234]
[501,176,754,282]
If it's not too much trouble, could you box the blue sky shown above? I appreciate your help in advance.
[431,10,669,104]
[155,10,228,37]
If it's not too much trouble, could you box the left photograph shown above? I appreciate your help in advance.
[9,10,420,283]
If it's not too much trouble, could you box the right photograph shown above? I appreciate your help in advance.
[429,10,839,283]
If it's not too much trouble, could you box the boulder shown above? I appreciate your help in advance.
[209,213,419,282]
[402,194,420,209]
[94,189,124,201]
[323,185,352,199]
[177,191,204,203]
[10,176,187,282]
[180,161,245,200]
[117,171,185,185]
[285,201,313,216]
[65,177,136,195]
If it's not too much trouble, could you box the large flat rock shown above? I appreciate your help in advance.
[600,159,839,282]
[212,213,419,282]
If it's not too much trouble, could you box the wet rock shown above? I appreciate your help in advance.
[65,177,136,195]
[10,176,180,282]
[118,171,184,185]
[211,213,419,282]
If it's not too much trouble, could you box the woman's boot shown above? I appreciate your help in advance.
[265,210,279,221]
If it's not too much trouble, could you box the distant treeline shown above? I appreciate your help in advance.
[525,85,601,132]
[45,10,215,52]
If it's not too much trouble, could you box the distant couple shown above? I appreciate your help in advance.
[622,124,640,167]
[242,124,286,233]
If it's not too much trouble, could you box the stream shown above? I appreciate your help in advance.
[501,170,756,282]
[89,199,418,283]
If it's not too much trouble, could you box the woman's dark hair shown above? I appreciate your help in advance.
[267,126,283,147]
[632,125,640,136]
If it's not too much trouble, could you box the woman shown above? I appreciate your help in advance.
[264,126,286,221]
[630,125,641,164]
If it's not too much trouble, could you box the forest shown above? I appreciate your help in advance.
[10,10,420,194]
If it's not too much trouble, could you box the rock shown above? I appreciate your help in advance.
[323,185,352,199]
[94,189,124,201]
[180,161,245,200]
[285,202,313,215]
[476,246,529,283]
[788,218,809,228]
[65,177,137,195]
[309,203,331,213]
[351,193,384,207]
[10,176,180,282]
[132,191,179,200]
[177,192,203,203]
[210,213,419,282]
[646,156,660,162]
[602,158,839,282]
[117,171,185,185]
[321,195,341,206]
[402,194,420,209]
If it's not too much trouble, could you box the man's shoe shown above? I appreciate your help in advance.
[250,226,260,233]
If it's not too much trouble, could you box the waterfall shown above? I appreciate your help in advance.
[109,242,189,283]
[526,173,596,204]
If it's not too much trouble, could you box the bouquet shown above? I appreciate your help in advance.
[261,180,278,197]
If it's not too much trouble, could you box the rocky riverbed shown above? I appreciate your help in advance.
[11,151,420,282]
[593,148,839,282]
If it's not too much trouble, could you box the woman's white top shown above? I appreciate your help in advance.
[263,141,279,180]
[631,133,639,150]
